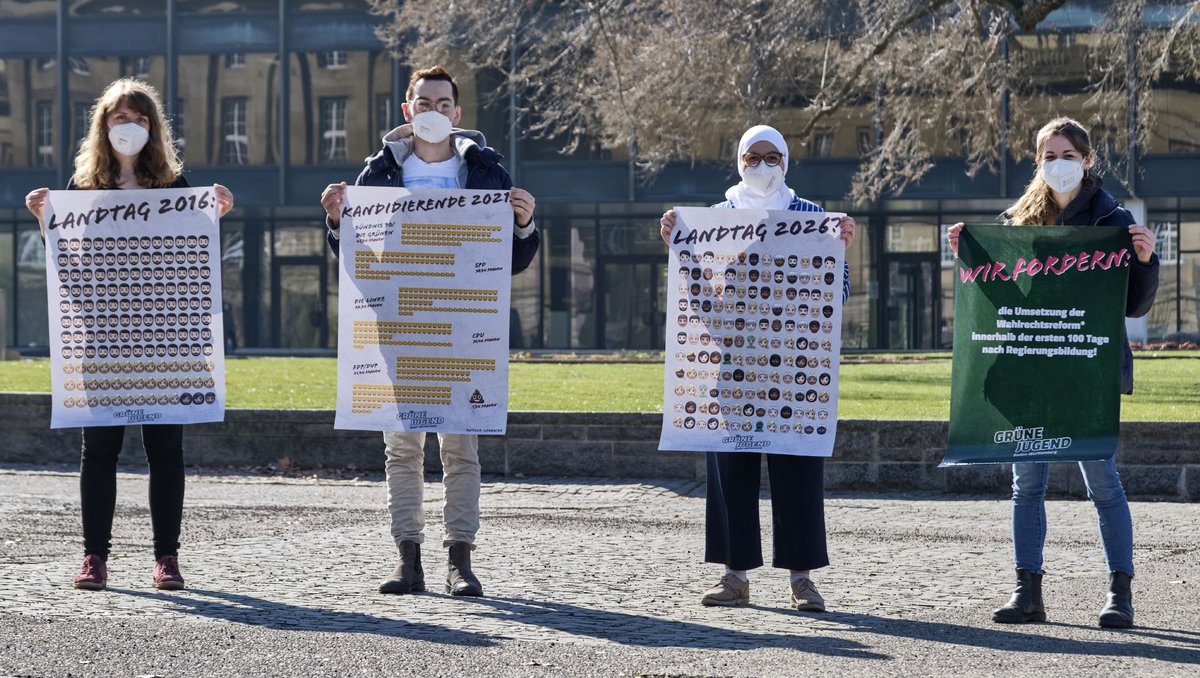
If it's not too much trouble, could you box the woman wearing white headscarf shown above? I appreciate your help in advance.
[660,125,856,611]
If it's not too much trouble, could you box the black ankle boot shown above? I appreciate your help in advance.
[447,541,483,597]
[992,569,1046,623]
[379,540,425,594]
[1099,571,1134,628]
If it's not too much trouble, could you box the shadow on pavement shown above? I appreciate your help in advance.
[806,611,1200,664]
[109,587,493,647]
[454,595,887,657]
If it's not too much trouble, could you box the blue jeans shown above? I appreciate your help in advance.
[1011,457,1134,576]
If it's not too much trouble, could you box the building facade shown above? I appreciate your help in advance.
[1,0,1198,354]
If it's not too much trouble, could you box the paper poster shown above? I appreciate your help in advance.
[658,207,846,456]
[42,187,225,429]
[335,186,513,433]
[942,225,1132,466]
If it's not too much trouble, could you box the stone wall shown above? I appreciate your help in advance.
[3,393,1197,500]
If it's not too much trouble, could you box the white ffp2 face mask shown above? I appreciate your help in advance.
[741,163,784,196]
[412,111,453,144]
[108,122,150,157]
[1042,158,1085,193]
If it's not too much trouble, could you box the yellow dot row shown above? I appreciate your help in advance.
[352,340,453,349]
[356,251,455,265]
[356,271,457,279]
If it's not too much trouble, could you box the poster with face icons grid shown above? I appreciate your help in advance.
[42,188,226,429]
[334,186,513,434]
[658,207,846,455]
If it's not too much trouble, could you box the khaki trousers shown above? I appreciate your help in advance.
[382,431,480,547]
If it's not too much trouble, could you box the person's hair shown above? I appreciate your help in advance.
[72,78,182,189]
[406,65,459,103]
[1007,117,1093,225]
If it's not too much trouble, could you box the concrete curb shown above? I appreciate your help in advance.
[2,393,1198,500]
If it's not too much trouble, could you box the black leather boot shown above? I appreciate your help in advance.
[447,541,483,597]
[992,569,1046,623]
[379,540,425,594]
[1098,571,1134,628]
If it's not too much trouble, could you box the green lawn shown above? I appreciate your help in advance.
[1,354,1196,420]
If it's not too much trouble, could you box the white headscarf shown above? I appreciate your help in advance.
[724,124,796,210]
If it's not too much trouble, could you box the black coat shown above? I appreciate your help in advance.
[324,137,540,276]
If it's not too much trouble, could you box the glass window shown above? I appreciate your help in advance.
[1154,221,1178,264]
[173,98,186,155]
[542,218,596,348]
[375,92,393,139]
[0,61,10,117]
[856,126,873,155]
[811,128,834,158]
[179,0,277,12]
[319,97,347,163]
[35,100,53,168]
[841,215,874,349]
[15,222,47,348]
[939,224,957,266]
[317,51,347,70]
[71,0,164,15]
[72,102,91,153]
[0,219,12,346]
[120,56,153,78]
[221,97,249,165]
[220,221,245,351]
[226,53,246,69]
[885,220,938,253]
[290,50,386,166]
[180,52,276,167]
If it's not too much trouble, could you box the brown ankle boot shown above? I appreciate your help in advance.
[446,541,483,597]
[379,540,425,595]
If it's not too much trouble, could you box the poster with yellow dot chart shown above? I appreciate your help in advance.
[335,186,513,433]
[42,187,225,428]
[658,206,846,456]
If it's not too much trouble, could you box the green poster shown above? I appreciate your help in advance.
[942,225,1133,466]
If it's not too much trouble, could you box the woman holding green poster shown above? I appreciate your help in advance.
[947,117,1159,629]
[659,125,856,612]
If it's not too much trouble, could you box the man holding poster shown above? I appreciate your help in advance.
[25,78,234,592]
[659,125,855,612]
[321,66,538,598]
[945,118,1158,629]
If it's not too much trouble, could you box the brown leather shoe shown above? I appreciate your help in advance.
[789,577,826,612]
[700,574,750,607]
[446,541,483,597]
[379,540,425,595]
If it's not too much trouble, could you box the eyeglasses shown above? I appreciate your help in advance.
[742,152,784,167]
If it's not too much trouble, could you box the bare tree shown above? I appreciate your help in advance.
[369,0,1200,201]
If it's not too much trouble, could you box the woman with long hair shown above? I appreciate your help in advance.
[25,78,234,591]
[947,117,1158,628]
[659,125,855,611]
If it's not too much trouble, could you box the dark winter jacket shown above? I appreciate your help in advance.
[1006,175,1159,394]
[324,130,539,275]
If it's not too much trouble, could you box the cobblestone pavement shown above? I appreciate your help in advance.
[1,464,1198,677]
